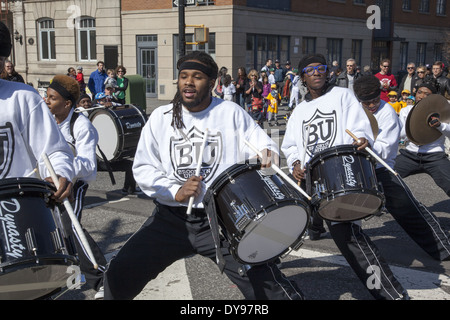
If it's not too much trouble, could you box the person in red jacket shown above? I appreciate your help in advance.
[374,58,397,102]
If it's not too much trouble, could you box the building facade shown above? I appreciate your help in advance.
[2,0,449,100]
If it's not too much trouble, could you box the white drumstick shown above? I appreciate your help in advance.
[243,139,312,201]
[345,129,398,176]
[187,128,209,215]
[42,153,98,269]
[301,125,311,171]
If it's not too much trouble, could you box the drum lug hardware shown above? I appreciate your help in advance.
[25,228,38,256]
[51,228,66,253]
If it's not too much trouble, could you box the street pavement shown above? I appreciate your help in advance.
[56,98,450,302]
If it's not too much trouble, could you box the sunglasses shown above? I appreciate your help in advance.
[303,65,327,76]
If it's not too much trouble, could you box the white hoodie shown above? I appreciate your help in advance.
[0,79,74,180]
[133,97,278,208]
[282,86,375,168]
[399,104,450,154]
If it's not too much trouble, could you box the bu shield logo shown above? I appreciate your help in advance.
[303,109,337,156]
[170,126,222,183]
[0,122,14,179]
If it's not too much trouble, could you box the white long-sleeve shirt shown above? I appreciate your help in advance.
[369,100,400,169]
[399,104,450,153]
[58,109,98,183]
[133,97,278,208]
[0,79,74,181]
[281,86,375,168]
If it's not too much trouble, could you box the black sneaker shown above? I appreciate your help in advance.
[308,229,324,241]
[120,188,129,195]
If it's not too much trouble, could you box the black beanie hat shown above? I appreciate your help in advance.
[0,21,12,57]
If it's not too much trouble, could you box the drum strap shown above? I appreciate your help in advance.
[70,112,116,185]
[203,189,226,273]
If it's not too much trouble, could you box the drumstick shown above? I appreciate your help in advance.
[187,128,209,215]
[25,168,38,178]
[345,129,398,176]
[42,153,98,269]
[243,139,312,201]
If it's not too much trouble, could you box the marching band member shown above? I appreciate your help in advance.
[353,75,450,261]
[0,21,73,200]
[395,81,450,197]
[281,53,408,300]
[103,51,304,300]
[46,74,107,299]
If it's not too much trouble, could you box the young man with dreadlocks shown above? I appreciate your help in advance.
[281,53,409,300]
[103,51,304,300]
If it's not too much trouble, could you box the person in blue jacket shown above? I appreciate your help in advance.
[88,61,108,97]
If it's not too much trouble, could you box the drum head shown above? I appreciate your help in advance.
[236,203,309,264]
[317,193,383,222]
[89,111,119,161]
[0,260,76,300]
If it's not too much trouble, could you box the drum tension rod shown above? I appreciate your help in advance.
[25,228,38,256]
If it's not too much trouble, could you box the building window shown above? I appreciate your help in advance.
[437,0,447,15]
[173,33,216,79]
[246,0,290,11]
[246,34,290,72]
[400,42,409,70]
[38,19,56,61]
[77,17,96,61]
[302,37,316,55]
[353,0,365,4]
[402,0,411,10]
[419,0,430,13]
[434,43,443,62]
[416,43,427,66]
[351,40,362,66]
[326,38,342,67]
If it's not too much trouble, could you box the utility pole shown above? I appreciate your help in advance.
[178,0,185,58]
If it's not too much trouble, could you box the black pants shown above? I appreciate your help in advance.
[394,149,450,197]
[306,180,407,300]
[60,180,107,291]
[376,168,450,261]
[103,202,303,300]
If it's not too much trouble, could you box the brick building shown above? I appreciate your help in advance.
[2,0,449,100]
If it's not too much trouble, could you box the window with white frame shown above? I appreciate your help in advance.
[38,19,56,61]
[437,0,447,15]
[77,17,97,61]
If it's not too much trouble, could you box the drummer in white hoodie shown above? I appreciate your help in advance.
[353,75,450,262]
[282,53,408,300]
[103,51,304,301]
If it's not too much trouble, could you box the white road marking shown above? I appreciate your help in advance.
[83,198,130,209]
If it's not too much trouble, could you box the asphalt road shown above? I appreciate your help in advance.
[55,101,450,302]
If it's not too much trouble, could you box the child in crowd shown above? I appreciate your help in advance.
[76,66,86,93]
[387,91,402,115]
[288,69,300,110]
[268,68,276,86]
[267,84,281,126]
[406,95,415,106]
[222,74,236,101]
[104,69,118,89]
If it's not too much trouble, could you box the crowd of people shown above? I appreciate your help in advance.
[1,17,450,301]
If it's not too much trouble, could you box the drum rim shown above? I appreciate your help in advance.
[308,144,370,165]
[208,162,261,195]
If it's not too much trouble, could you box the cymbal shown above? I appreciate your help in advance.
[363,107,379,140]
[406,94,450,146]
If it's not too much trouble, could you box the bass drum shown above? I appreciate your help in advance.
[207,163,310,265]
[89,104,147,162]
[0,178,78,300]
[306,145,385,222]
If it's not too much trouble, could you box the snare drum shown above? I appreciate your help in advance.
[306,145,384,222]
[207,163,310,265]
[89,104,147,162]
[0,178,78,300]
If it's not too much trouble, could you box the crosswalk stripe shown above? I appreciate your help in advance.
[290,248,450,300]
